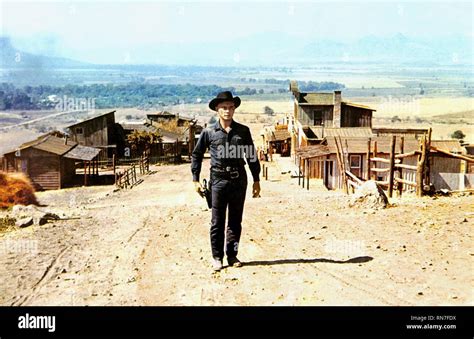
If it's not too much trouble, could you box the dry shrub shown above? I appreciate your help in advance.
[0,171,39,209]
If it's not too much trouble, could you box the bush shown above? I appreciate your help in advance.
[451,130,466,140]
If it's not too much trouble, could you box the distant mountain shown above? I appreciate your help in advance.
[0,33,471,68]
[134,32,472,66]
[0,37,90,68]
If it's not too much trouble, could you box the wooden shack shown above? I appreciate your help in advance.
[295,137,472,192]
[66,111,117,159]
[2,134,101,190]
[289,81,376,153]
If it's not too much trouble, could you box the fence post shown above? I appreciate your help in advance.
[388,135,396,198]
[306,159,309,190]
[398,137,404,197]
[416,135,426,197]
[366,138,371,181]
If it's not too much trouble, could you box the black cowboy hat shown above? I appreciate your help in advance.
[209,91,241,111]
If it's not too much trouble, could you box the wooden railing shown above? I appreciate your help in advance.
[114,151,150,189]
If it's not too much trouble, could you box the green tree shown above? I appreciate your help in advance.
[264,106,274,115]
[451,130,466,140]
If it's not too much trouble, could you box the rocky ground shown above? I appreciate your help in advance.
[0,158,473,306]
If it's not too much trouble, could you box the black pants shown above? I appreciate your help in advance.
[209,172,247,260]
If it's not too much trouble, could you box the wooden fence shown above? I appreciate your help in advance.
[114,151,150,189]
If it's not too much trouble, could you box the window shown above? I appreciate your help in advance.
[350,155,361,168]
[76,127,83,134]
[313,110,323,126]
[349,155,362,177]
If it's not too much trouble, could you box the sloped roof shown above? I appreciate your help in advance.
[297,138,466,159]
[342,102,376,111]
[296,144,331,159]
[3,134,102,160]
[9,134,78,156]
[431,140,464,154]
[271,129,291,142]
[326,137,421,154]
[298,93,334,105]
[63,144,101,161]
[310,127,373,139]
[67,111,116,128]
[121,123,157,133]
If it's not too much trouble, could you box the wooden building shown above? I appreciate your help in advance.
[66,111,118,159]
[295,137,472,192]
[2,134,101,190]
[288,81,376,154]
[261,125,291,156]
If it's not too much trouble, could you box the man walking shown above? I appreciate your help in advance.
[192,91,261,271]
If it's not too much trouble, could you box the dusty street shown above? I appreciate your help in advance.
[0,159,473,306]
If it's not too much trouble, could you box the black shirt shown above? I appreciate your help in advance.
[191,119,260,182]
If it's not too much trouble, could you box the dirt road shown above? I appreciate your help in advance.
[0,159,472,306]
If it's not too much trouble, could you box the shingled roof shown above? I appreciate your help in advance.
[63,144,101,161]
[13,135,78,156]
[3,134,101,161]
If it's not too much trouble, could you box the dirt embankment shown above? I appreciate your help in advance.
[0,160,472,306]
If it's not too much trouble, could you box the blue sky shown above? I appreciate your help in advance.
[1,0,472,64]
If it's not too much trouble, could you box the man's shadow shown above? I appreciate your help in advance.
[242,256,373,267]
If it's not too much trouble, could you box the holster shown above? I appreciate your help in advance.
[202,179,212,209]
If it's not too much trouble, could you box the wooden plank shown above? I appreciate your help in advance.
[347,179,359,189]
[372,141,378,180]
[333,137,345,190]
[430,146,474,162]
[395,150,421,159]
[345,170,363,185]
[394,177,417,187]
[394,163,417,171]
[371,167,390,173]
[370,157,401,164]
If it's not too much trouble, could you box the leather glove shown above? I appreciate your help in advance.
[252,181,261,198]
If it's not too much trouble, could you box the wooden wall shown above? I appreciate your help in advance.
[340,106,372,127]
[69,113,115,148]
[23,149,60,190]
[3,149,77,190]
[298,105,334,126]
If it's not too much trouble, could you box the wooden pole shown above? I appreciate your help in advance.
[334,138,344,190]
[366,138,371,181]
[398,137,404,197]
[416,135,426,197]
[307,159,310,190]
[425,128,432,188]
[298,157,301,186]
[84,162,87,186]
[302,158,305,188]
[388,135,396,198]
[337,137,349,194]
